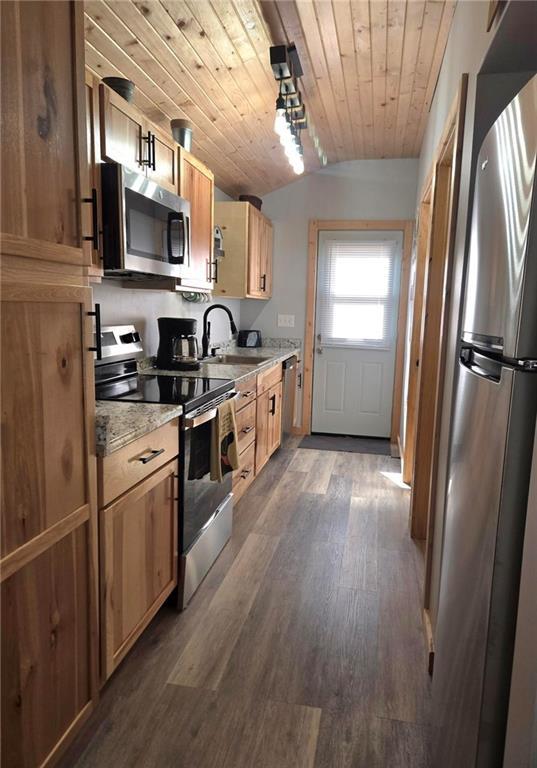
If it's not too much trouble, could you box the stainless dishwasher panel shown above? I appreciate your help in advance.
[282,355,298,441]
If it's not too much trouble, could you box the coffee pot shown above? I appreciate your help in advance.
[156,317,201,371]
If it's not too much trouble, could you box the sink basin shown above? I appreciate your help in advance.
[203,355,271,366]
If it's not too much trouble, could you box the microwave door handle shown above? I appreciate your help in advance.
[167,212,184,264]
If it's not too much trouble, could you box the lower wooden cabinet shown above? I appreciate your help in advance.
[100,460,178,680]
[256,380,283,474]
[1,522,94,768]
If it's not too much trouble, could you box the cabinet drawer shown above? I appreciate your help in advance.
[236,401,256,453]
[257,363,282,396]
[235,374,257,411]
[233,442,256,502]
[99,419,179,507]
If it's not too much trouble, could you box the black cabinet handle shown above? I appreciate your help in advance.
[151,133,156,171]
[138,448,165,464]
[242,425,254,434]
[240,468,252,479]
[270,394,276,415]
[212,259,218,284]
[141,131,152,167]
[298,372,302,389]
[82,188,98,250]
[87,302,102,360]
[261,273,266,292]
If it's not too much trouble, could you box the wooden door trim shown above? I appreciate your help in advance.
[0,232,86,266]
[423,75,468,607]
[302,219,414,444]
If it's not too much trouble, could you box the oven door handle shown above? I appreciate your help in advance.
[184,392,239,430]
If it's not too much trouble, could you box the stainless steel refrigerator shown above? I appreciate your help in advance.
[431,75,537,768]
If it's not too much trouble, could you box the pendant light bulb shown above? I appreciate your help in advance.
[274,94,287,137]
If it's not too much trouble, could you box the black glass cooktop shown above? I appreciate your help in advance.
[96,374,234,413]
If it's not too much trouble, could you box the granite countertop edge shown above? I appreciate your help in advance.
[95,346,301,457]
[95,402,183,458]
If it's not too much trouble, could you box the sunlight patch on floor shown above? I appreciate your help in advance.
[380,470,410,490]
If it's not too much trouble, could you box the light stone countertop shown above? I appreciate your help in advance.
[95,346,300,457]
[141,346,301,385]
[95,401,182,457]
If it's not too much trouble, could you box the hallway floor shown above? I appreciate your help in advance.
[62,439,431,768]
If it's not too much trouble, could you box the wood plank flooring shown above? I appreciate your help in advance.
[60,440,431,768]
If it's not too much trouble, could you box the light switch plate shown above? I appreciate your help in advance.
[278,314,295,328]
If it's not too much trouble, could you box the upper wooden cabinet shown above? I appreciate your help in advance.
[177,148,214,291]
[213,202,273,300]
[0,0,89,257]
[99,83,176,194]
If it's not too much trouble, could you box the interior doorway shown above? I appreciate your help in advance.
[311,230,403,437]
[302,219,414,451]
[400,76,468,663]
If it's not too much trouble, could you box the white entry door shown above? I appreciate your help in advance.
[312,230,402,437]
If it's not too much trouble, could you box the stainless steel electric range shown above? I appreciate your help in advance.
[95,323,236,609]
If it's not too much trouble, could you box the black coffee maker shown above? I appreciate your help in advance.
[156,317,201,371]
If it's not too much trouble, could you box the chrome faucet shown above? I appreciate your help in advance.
[202,304,238,358]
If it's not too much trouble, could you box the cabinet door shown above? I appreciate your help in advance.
[1,1,88,252]
[99,83,145,173]
[101,461,178,679]
[1,287,93,557]
[247,206,263,297]
[2,524,93,768]
[148,126,176,194]
[255,390,271,474]
[268,381,283,455]
[1,282,98,768]
[84,72,102,275]
[178,149,214,290]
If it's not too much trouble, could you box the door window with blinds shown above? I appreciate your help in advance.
[316,231,402,349]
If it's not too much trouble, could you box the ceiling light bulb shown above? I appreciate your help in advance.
[274,111,286,137]
[292,157,304,175]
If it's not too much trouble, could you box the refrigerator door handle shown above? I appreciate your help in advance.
[460,348,502,383]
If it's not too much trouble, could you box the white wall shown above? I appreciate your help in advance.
[93,186,240,357]
[239,159,419,342]
[417,0,493,197]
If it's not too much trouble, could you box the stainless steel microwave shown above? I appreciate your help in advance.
[101,164,191,279]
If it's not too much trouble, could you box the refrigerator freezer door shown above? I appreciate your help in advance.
[462,75,537,359]
[432,358,537,768]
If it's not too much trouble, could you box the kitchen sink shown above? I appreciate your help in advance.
[203,354,272,366]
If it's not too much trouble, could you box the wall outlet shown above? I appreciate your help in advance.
[278,314,295,328]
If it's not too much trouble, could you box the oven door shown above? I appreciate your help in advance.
[102,164,191,279]
[181,411,233,554]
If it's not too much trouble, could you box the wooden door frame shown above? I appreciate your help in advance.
[407,76,468,541]
[301,219,414,448]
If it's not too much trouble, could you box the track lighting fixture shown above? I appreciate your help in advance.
[270,43,324,175]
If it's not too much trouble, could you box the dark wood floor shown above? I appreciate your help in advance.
[61,438,431,768]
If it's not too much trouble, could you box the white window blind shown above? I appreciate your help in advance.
[317,238,398,349]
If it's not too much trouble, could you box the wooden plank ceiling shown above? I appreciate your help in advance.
[84,1,456,197]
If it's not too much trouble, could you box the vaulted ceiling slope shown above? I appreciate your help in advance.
[84,1,456,196]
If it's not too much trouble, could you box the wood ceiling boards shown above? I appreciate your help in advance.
[84,1,456,196]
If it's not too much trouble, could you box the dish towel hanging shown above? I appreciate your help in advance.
[210,397,239,482]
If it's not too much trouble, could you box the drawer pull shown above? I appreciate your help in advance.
[240,468,252,479]
[138,448,165,464]
[241,425,254,434]
[241,390,255,398]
